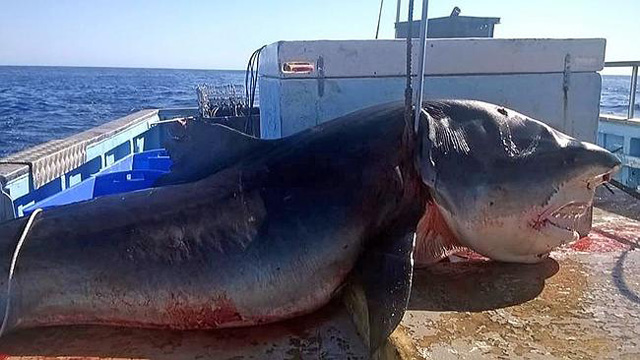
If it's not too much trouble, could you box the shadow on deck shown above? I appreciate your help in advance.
[409,258,559,312]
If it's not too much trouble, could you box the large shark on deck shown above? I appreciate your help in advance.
[0,100,620,352]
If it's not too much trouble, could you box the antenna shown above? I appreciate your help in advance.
[395,0,402,29]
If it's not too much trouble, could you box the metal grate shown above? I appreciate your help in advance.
[196,84,249,119]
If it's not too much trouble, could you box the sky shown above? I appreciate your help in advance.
[0,0,638,74]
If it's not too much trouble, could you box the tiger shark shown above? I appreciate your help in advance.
[0,100,619,353]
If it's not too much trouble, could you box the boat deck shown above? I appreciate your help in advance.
[398,205,640,359]
[0,190,638,360]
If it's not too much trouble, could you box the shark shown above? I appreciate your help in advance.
[0,100,619,353]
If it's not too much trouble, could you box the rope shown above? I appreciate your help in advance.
[0,208,43,336]
[148,116,194,126]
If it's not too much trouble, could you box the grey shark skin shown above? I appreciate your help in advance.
[0,100,619,347]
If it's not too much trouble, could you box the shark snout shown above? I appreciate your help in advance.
[573,140,621,178]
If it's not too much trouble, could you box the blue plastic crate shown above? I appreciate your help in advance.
[22,149,172,215]
[93,170,166,197]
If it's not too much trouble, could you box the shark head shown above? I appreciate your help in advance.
[417,100,620,263]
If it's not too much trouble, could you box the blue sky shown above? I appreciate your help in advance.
[0,0,638,73]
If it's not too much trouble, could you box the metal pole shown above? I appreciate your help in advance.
[629,65,638,119]
[375,0,385,39]
[413,0,429,133]
[395,0,402,29]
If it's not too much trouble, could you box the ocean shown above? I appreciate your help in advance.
[0,66,245,158]
[600,75,638,116]
[0,66,637,158]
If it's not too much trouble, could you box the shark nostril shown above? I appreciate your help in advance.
[603,153,622,170]
[571,142,622,179]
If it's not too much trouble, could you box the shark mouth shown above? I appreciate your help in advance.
[546,202,590,233]
[540,168,618,235]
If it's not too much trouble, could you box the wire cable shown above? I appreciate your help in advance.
[0,208,43,336]
[244,45,266,136]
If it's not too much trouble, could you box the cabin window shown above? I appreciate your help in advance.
[601,133,624,154]
[628,167,640,189]
[630,138,640,157]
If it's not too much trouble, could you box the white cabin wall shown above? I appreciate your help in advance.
[259,38,605,143]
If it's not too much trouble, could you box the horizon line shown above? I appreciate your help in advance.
[0,64,245,72]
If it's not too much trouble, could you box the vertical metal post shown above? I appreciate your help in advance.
[629,65,638,119]
[413,0,430,133]
[395,0,402,28]
[375,0,385,39]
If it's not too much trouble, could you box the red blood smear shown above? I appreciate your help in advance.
[570,235,628,252]
[570,224,638,252]
[566,215,640,253]
[164,294,243,329]
[211,297,244,325]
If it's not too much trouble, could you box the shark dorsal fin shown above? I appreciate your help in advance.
[156,121,275,186]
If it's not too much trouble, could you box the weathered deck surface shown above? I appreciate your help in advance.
[0,194,638,359]
[397,206,640,359]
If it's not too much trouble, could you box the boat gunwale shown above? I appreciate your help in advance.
[0,109,160,186]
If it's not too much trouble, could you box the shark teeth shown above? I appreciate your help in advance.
[547,202,589,232]
[550,202,589,218]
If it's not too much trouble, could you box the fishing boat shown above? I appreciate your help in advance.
[0,7,639,360]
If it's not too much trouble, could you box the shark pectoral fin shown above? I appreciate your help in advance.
[414,201,466,266]
[342,230,415,355]
[156,121,275,186]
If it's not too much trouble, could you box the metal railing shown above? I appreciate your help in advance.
[605,61,639,119]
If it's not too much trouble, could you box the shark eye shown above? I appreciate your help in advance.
[563,156,576,166]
